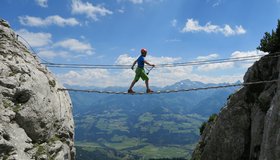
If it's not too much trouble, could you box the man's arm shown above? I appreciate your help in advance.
[131,60,137,70]
[144,60,155,67]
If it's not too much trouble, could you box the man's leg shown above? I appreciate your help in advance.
[129,80,137,90]
[145,79,149,90]
[128,68,140,93]
[145,79,153,93]
[140,69,153,93]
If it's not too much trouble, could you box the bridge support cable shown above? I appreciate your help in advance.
[17,34,280,70]
[57,79,279,95]
[43,53,280,69]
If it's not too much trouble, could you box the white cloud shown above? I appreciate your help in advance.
[230,50,267,68]
[115,54,182,65]
[35,0,48,7]
[196,53,219,60]
[16,29,95,60]
[195,50,267,72]
[151,66,193,87]
[117,9,125,13]
[38,50,70,59]
[147,56,182,65]
[54,39,94,55]
[129,0,144,4]
[235,25,246,35]
[230,50,267,58]
[181,19,246,36]
[56,69,112,87]
[115,54,136,65]
[117,0,143,4]
[71,0,113,21]
[19,15,79,27]
[195,53,234,71]
[171,19,177,27]
[16,29,52,47]
[223,25,235,36]
[212,0,222,7]
[117,0,163,4]
[196,62,234,72]
[38,50,56,59]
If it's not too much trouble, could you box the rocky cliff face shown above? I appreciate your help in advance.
[192,52,280,160]
[0,19,75,159]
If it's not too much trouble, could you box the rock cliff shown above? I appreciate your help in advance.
[191,52,280,159]
[0,19,75,159]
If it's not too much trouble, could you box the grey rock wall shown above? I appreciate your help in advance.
[192,52,280,160]
[0,19,75,159]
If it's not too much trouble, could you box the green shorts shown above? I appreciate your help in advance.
[134,67,149,81]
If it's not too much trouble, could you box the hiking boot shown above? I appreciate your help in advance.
[146,89,154,93]
[128,89,135,94]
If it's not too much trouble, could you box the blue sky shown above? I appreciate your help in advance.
[1,0,280,87]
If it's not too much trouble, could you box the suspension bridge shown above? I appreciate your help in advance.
[17,35,280,95]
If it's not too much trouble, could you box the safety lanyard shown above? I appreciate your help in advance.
[145,66,154,75]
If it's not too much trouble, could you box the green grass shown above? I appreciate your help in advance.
[75,113,206,159]
[101,135,148,151]
[75,115,97,129]
[138,112,155,122]
[75,141,103,152]
[104,137,142,150]
[76,141,195,160]
[76,110,129,134]
[95,117,129,133]
[131,144,191,159]
[135,113,203,135]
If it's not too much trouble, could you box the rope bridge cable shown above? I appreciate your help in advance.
[57,79,279,95]
[43,53,280,69]
[17,35,52,64]
[16,34,280,70]
[45,56,262,68]
[16,34,280,94]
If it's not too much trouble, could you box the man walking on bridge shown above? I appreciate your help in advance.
[128,48,155,94]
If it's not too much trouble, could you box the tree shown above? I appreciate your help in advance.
[257,19,280,53]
